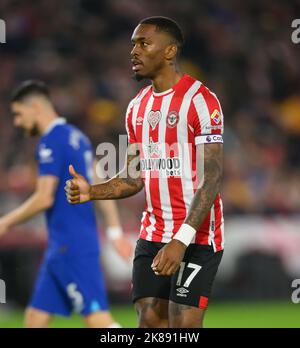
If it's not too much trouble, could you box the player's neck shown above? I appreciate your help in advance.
[39,111,60,134]
[152,66,183,93]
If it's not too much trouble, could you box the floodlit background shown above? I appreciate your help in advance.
[0,0,300,327]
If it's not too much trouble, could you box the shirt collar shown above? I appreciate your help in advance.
[151,74,188,97]
[43,117,66,135]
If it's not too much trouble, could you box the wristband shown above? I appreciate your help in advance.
[106,226,123,240]
[173,223,196,247]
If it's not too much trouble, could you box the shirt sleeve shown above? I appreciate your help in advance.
[192,90,224,145]
[125,100,137,144]
[37,138,64,177]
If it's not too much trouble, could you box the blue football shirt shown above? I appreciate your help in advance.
[36,118,99,259]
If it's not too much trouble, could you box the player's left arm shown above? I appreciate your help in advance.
[0,175,58,237]
[152,143,223,276]
[183,143,223,230]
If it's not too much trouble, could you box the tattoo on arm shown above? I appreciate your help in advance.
[91,145,143,200]
[184,143,223,230]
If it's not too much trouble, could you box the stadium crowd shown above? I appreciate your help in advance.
[0,0,300,225]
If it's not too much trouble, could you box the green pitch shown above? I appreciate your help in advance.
[0,301,299,328]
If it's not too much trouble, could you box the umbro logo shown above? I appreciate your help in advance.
[136,116,143,126]
[176,287,189,297]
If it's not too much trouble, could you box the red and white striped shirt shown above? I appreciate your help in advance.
[126,74,224,251]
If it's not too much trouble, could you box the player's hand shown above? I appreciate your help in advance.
[0,219,9,238]
[65,165,91,204]
[151,239,187,276]
[111,235,133,262]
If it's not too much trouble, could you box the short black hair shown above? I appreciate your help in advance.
[139,16,184,52]
[11,80,50,103]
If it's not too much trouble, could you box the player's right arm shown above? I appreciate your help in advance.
[65,142,143,204]
[93,160,133,261]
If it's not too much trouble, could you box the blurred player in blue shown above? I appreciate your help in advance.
[0,80,132,328]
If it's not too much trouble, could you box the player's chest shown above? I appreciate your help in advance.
[133,106,191,144]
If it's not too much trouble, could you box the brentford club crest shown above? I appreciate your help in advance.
[166,111,179,128]
[147,110,161,130]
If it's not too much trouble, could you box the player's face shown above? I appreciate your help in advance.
[131,24,173,81]
[11,101,39,136]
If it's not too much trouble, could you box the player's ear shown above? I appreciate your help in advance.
[165,43,177,61]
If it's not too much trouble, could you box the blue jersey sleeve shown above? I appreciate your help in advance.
[37,138,64,177]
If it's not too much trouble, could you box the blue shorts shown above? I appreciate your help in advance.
[29,254,109,316]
